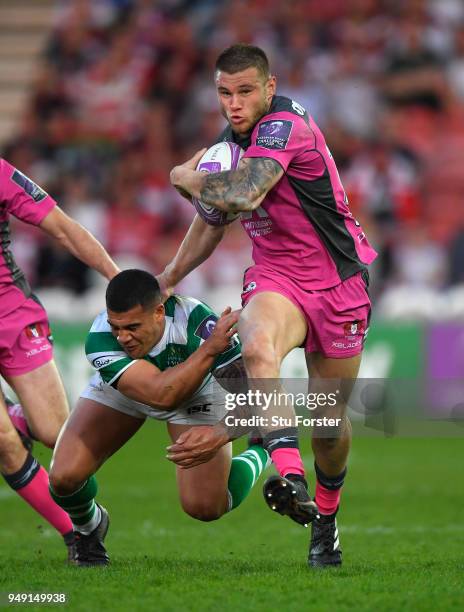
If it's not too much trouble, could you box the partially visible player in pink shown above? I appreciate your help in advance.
[162,44,377,568]
[0,157,119,560]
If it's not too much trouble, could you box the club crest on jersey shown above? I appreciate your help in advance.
[25,323,49,345]
[343,321,364,338]
[256,119,293,150]
[11,169,48,203]
[195,315,218,340]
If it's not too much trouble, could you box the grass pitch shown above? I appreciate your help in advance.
[1,424,463,611]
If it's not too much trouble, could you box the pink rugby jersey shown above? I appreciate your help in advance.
[218,96,377,290]
[0,158,55,316]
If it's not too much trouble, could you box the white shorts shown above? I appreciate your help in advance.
[80,372,227,425]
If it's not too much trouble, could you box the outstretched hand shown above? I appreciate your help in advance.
[166,424,229,468]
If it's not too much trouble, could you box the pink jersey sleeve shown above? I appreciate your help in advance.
[243,111,312,172]
[0,158,56,225]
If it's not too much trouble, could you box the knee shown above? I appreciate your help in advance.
[36,432,57,450]
[32,420,63,450]
[181,500,225,522]
[49,463,85,496]
[241,334,279,377]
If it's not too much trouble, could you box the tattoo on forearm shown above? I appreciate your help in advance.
[200,157,282,213]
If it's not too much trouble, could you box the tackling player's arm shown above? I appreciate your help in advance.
[170,155,284,214]
[115,308,239,410]
[39,206,120,281]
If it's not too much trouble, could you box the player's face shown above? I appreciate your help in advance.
[215,67,276,135]
[107,303,165,359]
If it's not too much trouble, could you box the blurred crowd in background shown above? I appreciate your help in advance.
[4,0,464,319]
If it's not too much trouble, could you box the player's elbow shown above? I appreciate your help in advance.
[146,385,180,411]
[224,192,263,212]
[118,379,177,411]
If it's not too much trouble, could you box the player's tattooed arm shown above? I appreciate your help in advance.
[200,157,284,213]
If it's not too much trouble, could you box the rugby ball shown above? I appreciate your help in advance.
[192,142,244,226]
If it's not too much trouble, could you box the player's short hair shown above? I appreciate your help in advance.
[215,44,270,81]
[106,269,161,312]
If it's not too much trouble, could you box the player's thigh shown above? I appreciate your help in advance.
[239,291,307,361]
[168,423,232,518]
[50,398,145,493]
[0,392,27,473]
[5,360,69,448]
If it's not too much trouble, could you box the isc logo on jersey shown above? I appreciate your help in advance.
[192,142,244,226]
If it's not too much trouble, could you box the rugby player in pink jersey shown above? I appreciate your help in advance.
[162,44,377,568]
[0,158,119,560]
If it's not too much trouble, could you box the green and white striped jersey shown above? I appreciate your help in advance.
[85,295,241,388]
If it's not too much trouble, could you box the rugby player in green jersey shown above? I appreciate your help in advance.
[48,269,283,566]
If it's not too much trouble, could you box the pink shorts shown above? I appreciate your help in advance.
[0,297,54,377]
[241,265,371,358]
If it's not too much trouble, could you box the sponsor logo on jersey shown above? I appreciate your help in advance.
[331,339,362,350]
[11,169,48,203]
[194,314,218,340]
[161,344,185,368]
[26,344,51,358]
[256,119,293,150]
[243,281,257,294]
[291,100,306,116]
[92,355,117,369]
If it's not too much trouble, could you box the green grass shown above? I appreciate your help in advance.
[1,425,463,611]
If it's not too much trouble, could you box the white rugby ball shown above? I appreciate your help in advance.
[192,141,244,226]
